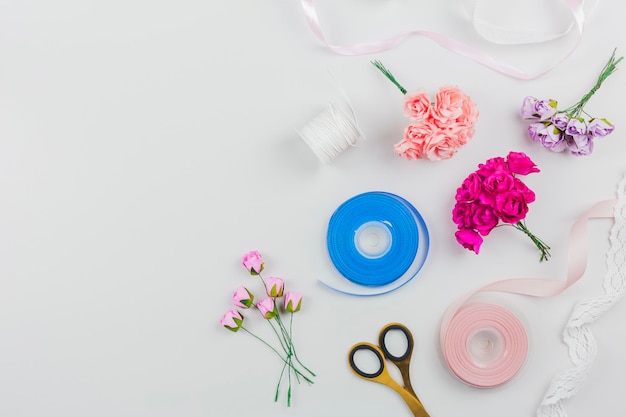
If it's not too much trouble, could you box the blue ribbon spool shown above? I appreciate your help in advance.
[324,192,429,295]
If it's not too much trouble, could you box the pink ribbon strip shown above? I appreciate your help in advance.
[440,198,617,387]
[301,0,585,80]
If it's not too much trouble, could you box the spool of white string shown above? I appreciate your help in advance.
[297,101,363,164]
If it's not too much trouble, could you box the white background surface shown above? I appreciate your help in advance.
[1,1,625,416]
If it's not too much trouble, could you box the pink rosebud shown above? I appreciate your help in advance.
[493,191,529,224]
[403,89,431,121]
[284,291,303,313]
[506,152,540,175]
[220,309,244,332]
[257,297,277,319]
[242,250,264,275]
[455,228,483,254]
[265,276,284,297]
[232,286,254,308]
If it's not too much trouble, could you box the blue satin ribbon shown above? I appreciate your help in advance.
[325,192,429,293]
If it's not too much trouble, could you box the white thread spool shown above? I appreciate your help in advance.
[297,101,363,164]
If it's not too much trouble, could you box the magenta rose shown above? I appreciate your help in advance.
[455,172,483,203]
[403,89,431,121]
[472,204,499,236]
[480,171,515,204]
[452,202,475,228]
[506,152,540,175]
[476,157,508,178]
[513,177,536,203]
[494,191,529,224]
[455,228,483,254]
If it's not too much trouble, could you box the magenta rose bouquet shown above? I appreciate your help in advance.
[219,250,315,406]
[521,49,622,156]
[372,60,479,161]
[452,152,551,261]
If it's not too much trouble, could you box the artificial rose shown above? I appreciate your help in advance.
[551,113,570,131]
[452,202,475,228]
[493,191,529,224]
[476,157,508,178]
[233,286,254,308]
[284,291,303,313]
[394,139,424,160]
[527,122,547,142]
[455,172,483,202]
[565,118,587,138]
[533,99,557,121]
[472,204,499,236]
[567,134,594,156]
[257,297,277,319]
[447,122,475,145]
[403,89,431,121]
[455,228,483,254]
[506,152,540,175]
[540,124,567,152]
[513,177,536,204]
[220,309,244,332]
[482,171,515,197]
[431,86,478,127]
[422,130,463,161]
[242,250,264,275]
[404,121,436,146]
[265,276,284,297]
[520,96,539,119]
[587,118,615,138]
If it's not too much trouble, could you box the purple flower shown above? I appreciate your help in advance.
[534,99,557,121]
[551,112,569,131]
[540,124,567,152]
[565,118,587,137]
[587,118,615,138]
[520,96,539,119]
[527,122,547,142]
[566,134,594,156]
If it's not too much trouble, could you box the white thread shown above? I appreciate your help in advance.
[297,101,362,164]
[537,175,626,417]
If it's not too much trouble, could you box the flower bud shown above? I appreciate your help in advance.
[265,276,284,297]
[284,291,303,313]
[232,286,254,308]
[257,297,277,319]
[220,309,244,332]
[242,250,264,275]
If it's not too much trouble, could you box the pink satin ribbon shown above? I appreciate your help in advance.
[440,198,617,387]
[301,0,585,80]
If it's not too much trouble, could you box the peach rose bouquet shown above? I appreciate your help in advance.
[219,250,315,406]
[372,60,479,161]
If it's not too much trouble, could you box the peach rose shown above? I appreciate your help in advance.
[394,139,424,160]
[422,130,464,160]
[403,89,431,121]
[432,86,478,127]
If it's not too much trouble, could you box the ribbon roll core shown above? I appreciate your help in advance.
[442,303,528,388]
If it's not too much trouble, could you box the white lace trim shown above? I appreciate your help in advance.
[537,176,626,417]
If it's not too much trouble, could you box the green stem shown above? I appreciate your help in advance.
[563,48,623,118]
[276,313,316,378]
[240,327,314,384]
[372,60,407,95]
[512,220,551,262]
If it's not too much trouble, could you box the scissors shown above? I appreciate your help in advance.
[348,322,430,417]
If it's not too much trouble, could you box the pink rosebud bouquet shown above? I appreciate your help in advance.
[521,49,622,156]
[372,60,479,161]
[452,152,551,261]
[220,250,315,406]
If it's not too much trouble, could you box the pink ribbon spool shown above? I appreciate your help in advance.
[440,199,617,388]
[442,303,528,387]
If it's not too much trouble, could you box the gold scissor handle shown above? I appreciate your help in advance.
[378,322,416,398]
[348,342,430,417]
